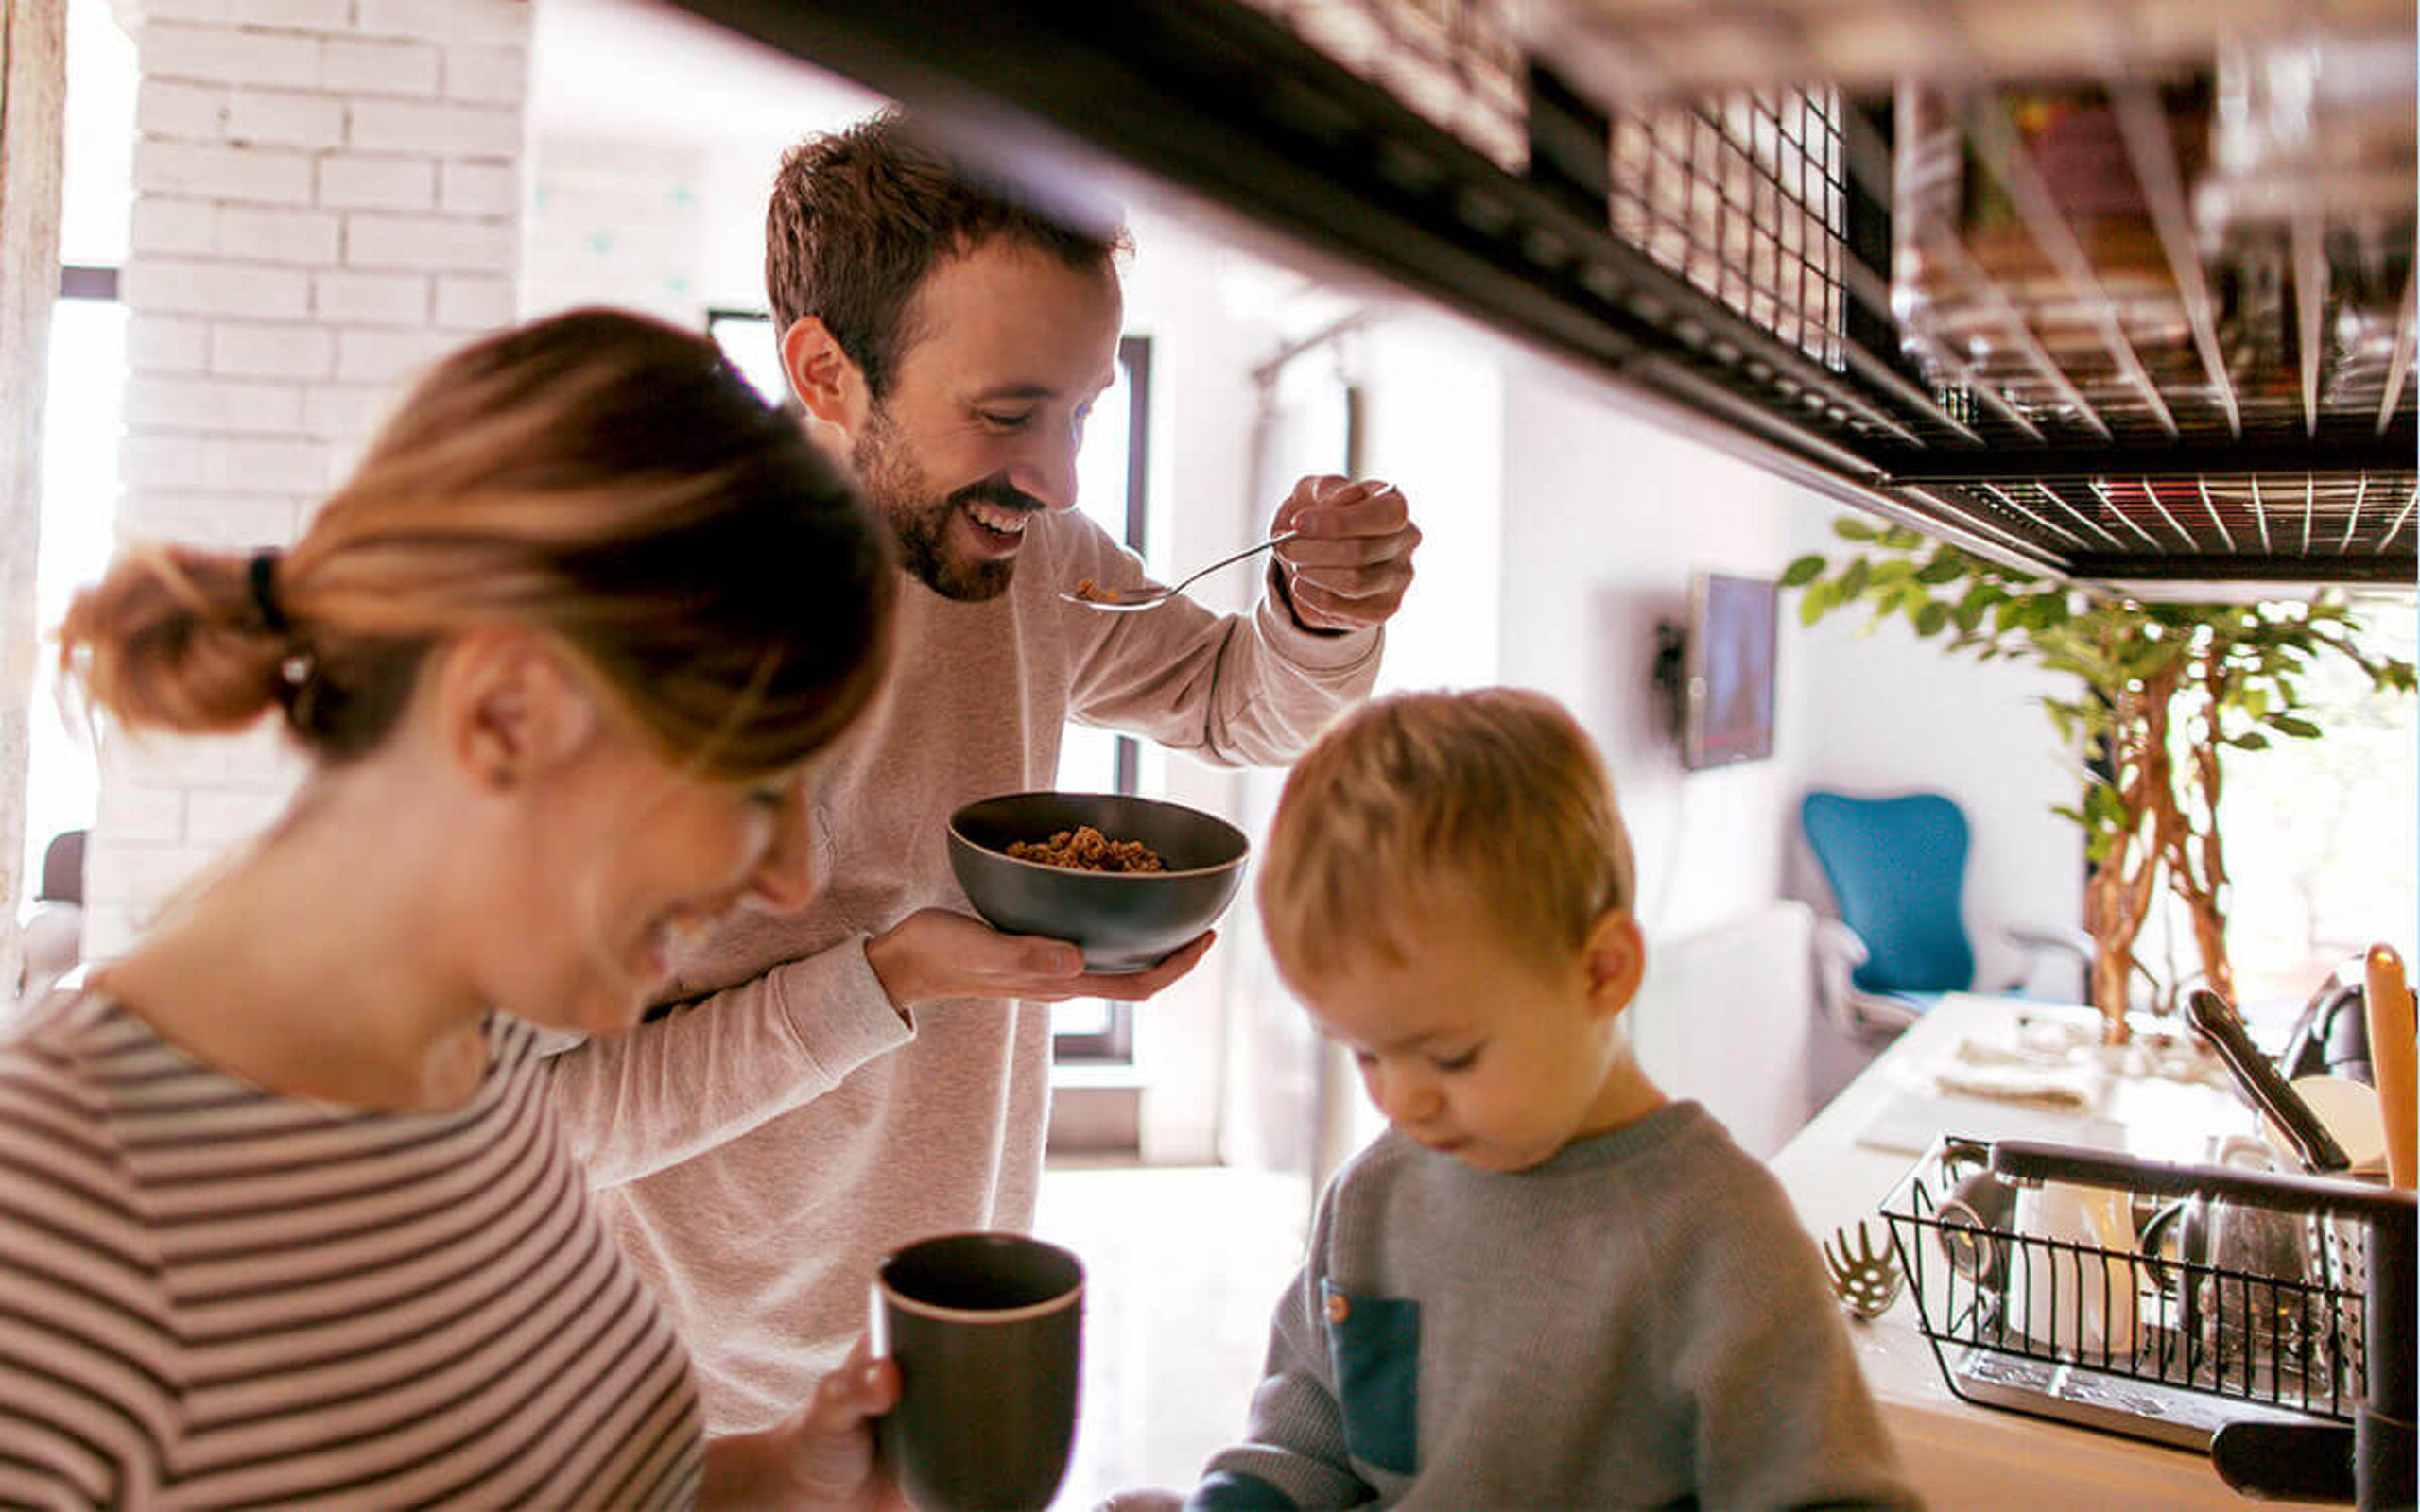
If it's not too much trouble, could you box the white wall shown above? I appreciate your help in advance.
[1497,356,1817,940]
[1486,346,2083,1139]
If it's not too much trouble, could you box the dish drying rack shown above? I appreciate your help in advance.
[1881,1136,2371,1450]
[1883,1136,2413,1504]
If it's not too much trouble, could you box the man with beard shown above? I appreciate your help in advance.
[542,110,1420,1431]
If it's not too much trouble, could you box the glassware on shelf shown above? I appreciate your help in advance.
[1891,29,2415,445]
[1890,77,2213,442]
[2197,29,2416,429]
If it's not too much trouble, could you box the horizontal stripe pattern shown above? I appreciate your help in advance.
[1,992,702,1509]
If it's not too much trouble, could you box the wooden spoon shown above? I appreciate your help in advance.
[2364,943,2416,1189]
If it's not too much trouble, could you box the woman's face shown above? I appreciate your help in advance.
[508,723,820,1038]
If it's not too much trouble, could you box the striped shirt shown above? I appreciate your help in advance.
[0,990,703,1509]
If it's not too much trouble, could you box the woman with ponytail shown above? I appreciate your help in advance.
[1,309,904,1508]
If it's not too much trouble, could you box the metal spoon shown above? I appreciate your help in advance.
[1059,530,1300,612]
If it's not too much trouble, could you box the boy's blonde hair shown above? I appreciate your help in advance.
[1258,687,1636,983]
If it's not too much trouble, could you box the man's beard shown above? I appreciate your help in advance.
[853,405,1043,602]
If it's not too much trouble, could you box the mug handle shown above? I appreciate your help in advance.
[2136,1197,2196,1290]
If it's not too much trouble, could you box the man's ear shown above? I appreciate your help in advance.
[1582,908,1648,1022]
[779,316,869,451]
[435,628,604,796]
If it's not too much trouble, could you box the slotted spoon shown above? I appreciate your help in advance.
[1822,1220,1905,1321]
[1059,530,1299,612]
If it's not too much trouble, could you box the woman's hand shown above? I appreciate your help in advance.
[700,1337,904,1510]
[866,908,1215,1009]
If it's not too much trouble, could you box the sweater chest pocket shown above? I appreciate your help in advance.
[1320,1280,1419,1476]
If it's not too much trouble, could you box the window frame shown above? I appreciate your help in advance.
[1050,334,1153,1066]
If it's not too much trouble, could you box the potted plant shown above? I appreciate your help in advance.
[1785,519,2417,1041]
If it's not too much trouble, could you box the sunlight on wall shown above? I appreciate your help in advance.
[21,0,135,908]
[23,304,127,903]
[2166,597,2420,1002]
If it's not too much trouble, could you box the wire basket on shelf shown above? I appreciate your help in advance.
[1880,1136,2370,1450]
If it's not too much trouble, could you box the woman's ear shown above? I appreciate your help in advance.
[435,628,603,796]
[778,316,868,464]
[1582,908,1648,1022]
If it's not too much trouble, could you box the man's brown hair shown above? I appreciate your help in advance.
[765,110,1129,401]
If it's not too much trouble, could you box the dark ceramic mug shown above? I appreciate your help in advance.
[872,1232,1084,1512]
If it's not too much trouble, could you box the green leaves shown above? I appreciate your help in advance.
[2083,781,2126,830]
[1774,522,2413,784]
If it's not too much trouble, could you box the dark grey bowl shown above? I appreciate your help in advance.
[947,791,1249,973]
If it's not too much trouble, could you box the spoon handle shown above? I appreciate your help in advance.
[1173,528,1299,591]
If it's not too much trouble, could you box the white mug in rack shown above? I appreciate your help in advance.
[2007,1178,2139,1361]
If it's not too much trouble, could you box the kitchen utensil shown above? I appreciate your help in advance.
[2186,988,2351,1173]
[2195,1135,2324,1380]
[2365,944,2417,1189]
[2280,960,2374,1083]
[1821,1220,1904,1320]
[1058,530,1298,611]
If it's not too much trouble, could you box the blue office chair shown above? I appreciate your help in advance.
[1800,790,2090,1039]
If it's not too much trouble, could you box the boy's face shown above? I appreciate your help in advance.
[1294,902,1644,1174]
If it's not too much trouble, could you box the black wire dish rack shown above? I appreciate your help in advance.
[1880,1134,2374,1452]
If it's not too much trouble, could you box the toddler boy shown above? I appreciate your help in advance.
[1183,688,1916,1509]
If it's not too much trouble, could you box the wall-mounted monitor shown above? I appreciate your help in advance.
[1678,572,1777,770]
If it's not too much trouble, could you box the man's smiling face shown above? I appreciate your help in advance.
[849,237,1123,600]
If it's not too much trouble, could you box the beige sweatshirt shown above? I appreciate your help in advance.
[543,507,1380,1430]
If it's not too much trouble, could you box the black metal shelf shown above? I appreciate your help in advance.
[665,0,2416,589]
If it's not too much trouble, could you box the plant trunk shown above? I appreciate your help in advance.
[2085,859,2143,1041]
[2167,662,2236,1003]
[2083,683,2169,1043]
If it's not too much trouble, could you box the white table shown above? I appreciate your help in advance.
[1769,994,2331,1511]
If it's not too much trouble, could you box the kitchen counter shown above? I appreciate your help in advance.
[1770,993,2333,1511]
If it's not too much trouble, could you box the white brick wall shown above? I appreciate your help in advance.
[91,0,530,955]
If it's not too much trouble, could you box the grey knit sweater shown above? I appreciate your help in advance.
[1191,1101,1921,1510]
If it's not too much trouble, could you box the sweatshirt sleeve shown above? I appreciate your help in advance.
[1665,1171,1923,1511]
[1059,518,1379,769]
[539,936,912,1190]
[1189,1198,1374,1510]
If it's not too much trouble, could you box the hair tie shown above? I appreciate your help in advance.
[249,550,291,635]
